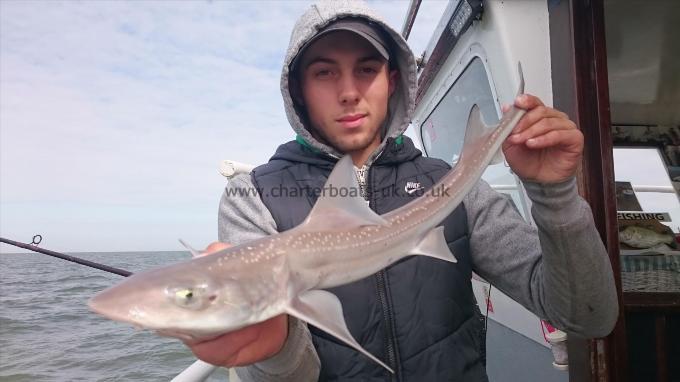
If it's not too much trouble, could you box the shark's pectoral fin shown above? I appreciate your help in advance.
[300,155,388,231]
[411,226,457,263]
[286,290,394,373]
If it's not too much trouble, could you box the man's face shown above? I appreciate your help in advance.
[297,31,397,162]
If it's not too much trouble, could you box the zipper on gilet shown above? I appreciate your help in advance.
[360,165,401,381]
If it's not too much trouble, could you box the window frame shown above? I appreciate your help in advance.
[416,48,533,222]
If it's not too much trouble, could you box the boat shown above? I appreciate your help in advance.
[403,1,679,381]
[223,1,679,380]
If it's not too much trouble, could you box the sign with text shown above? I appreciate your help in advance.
[617,211,672,222]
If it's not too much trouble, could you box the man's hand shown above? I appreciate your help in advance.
[502,94,583,183]
[184,242,289,367]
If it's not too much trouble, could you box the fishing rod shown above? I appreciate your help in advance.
[1,235,220,382]
[0,236,132,277]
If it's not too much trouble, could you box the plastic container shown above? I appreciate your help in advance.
[545,329,568,370]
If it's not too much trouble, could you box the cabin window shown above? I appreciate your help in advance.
[613,145,680,293]
[420,57,498,163]
[614,147,680,233]
[419,57,529,219]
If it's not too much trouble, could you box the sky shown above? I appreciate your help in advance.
[0,0,449,253]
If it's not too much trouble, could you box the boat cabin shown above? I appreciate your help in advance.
[406,0,679,381]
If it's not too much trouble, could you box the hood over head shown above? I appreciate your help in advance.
[280,0,417,165]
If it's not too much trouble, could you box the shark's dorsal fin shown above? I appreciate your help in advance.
[464,104,505,165]
[287,289,394,373]
[466,104,491,135]
[301,155,387,231]
[178,239,203,258]
[463,62,525,166]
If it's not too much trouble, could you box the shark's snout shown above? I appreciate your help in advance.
[88,271,169,328]
[89,285,143,324]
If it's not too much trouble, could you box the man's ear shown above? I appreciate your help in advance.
[388,69,399,97]
[289,77,305,106]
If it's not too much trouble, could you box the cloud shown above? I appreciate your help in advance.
[0,0,443,252]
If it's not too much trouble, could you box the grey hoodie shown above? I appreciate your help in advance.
[280,0,416,166]
[218,1,619,380]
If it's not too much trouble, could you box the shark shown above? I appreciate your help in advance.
[89,64,526,373]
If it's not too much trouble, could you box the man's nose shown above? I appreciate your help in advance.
[338,75,360,105]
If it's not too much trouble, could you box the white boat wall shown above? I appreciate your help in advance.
[410,1,569,380]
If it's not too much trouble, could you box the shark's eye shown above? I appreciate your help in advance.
[166,285,214,310]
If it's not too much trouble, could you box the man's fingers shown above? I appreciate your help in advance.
[514,93,544,109]
[225,315,288,367]
[508,118,576,145]
[203,242,231,256]
[502,94,542,116]
[185,314,288,367]
[512,104,569,135]
[187,325,260,366]
[524,129,584,152]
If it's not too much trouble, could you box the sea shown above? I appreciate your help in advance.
[0,251,230,382]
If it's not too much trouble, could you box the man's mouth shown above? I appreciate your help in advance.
[336,114,367,129]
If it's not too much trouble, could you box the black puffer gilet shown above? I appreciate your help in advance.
[251,136,487,381]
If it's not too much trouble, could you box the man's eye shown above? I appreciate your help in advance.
[315,69,333,78]
[358,67,378,75]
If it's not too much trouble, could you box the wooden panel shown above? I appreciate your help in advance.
[548,0,627,381]
[656,315,668,382]
[574,0,628,379]
[624,293,680,312]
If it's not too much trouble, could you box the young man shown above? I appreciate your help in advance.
[187,1,618,381]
